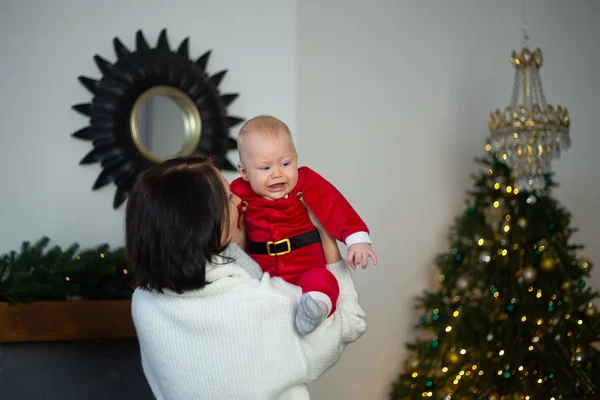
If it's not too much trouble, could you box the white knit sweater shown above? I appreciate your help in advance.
[131,244,366,400]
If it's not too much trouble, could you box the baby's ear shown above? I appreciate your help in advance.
[238,163,248,180]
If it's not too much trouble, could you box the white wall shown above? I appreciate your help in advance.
[298,1,600,399]
[0,0,296,253]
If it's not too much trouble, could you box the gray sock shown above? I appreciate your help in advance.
[295,293,328,335]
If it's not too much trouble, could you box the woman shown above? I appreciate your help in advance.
[126,156,366,400]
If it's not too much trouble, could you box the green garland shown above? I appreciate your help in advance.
[0,237,132,304]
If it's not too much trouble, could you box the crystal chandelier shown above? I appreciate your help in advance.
[487,46,570,192]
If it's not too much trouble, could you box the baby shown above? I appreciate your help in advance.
[231,115,377,335]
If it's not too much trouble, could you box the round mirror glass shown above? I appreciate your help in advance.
[131,86,202,162]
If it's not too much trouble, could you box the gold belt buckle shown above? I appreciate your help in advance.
[266,238,291,256]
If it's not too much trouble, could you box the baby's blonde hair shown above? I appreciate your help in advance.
[237,115,295,159]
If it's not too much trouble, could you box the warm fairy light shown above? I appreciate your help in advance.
[505,215,511,221]
[459,371,465,376]
[65,276,70,281]
[100,253,105,258]
[538,379,543,384]
[501,249,508,256]
[494,183,500,189]
[442,367,448,373]
[522,316,527,322]
[478,239,484,246]
[537,319,543,325]
[514,188,519,194]
[412,372,418,378]
[536,292,542,298]
[488,168,493,175]
[504,225,510,232]
[502,153,508,160]
[445,326,452,332]
[123,269,128,274]
[493,200,500,207]
[494,292,499,298]
[578,319,583,325]
[506,186,512,193]
[472,365,478,370]
[460,349,467,355]
[498,370,503,375]
[76,256,81,260]
[528,286,534,292]
[513,244,519,250]
[478,371,484,376]
[518,366,524,371]
[528,346,534,351]
[499,350,505,356]
[453,311,460,317]
[486,144,492,151]
[453,380,459,385]
[465,371,471,376]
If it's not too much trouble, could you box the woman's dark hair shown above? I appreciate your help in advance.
[125,156,230,293]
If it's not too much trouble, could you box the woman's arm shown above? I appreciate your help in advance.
[295,192,367,380]
[298,260,367,381]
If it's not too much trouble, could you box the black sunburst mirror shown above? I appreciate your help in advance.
[72,28,243,209]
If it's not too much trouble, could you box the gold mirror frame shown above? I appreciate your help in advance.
[71,29,244,209]
[130,86,202,163]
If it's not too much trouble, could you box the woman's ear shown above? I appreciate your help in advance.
[238,162,248,180]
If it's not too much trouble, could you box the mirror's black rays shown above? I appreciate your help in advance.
[195,50,211,72]
[177,38,190,59]
[135,30,150,52]
[210,70,227,87]
[226,116,244,127]
[113,38,131,60]
[78,77,99,94]
[72,103,92,117]
[156,29,170,52]
[71,127,93,141]
[220,94,238,107]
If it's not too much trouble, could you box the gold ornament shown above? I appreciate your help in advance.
[585,303,597,318]
[522,266,537,283]
[516,217,529,229]
[540,255,556,272]
[577,257,593,272]
[446,351,460,364]
[404,355,420,372]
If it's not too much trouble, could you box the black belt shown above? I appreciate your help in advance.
[247,230,321,256]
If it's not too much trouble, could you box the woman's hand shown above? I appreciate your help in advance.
[297,192,342,265]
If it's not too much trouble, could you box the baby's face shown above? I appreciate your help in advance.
[238,132,298,200]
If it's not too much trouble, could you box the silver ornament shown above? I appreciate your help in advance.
[480,251,491,264]
[456,276,470,291]
[526,195,538,204]
[523,266,538,283]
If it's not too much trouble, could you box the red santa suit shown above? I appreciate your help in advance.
[230,166,370,314]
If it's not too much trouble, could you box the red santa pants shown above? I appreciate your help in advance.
[287,267,339,317]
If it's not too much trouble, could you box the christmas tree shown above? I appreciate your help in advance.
[389,155,600,399]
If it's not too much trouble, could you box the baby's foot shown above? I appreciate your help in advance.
[295,293,328,335]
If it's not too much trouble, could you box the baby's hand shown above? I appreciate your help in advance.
[347,243,377,270]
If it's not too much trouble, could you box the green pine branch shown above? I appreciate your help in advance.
[0,237,131,304]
